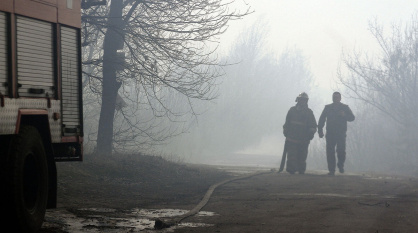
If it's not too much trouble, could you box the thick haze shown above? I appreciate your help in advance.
[220,0,418,90]
[156,1,418,175]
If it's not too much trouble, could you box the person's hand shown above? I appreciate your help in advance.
[308,128,316,140]
[283,128,288,137]
[309,133,315,140]
[318,130,324,138]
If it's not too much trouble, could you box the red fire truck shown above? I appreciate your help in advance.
[0,0,83,232]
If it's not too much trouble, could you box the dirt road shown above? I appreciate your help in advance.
[173,171,418,233]
[40,163,418,233]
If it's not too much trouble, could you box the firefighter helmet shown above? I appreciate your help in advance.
[295,92,309,102]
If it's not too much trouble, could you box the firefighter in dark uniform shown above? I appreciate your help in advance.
[318,92,355,175]
[283,92,317,174]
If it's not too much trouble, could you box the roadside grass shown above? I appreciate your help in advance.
[55,153,232,209]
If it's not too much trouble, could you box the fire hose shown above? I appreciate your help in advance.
[154,169,274,229]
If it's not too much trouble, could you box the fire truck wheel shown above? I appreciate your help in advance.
[5,125,48,233]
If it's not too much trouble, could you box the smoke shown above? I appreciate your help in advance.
[159,21,316,166]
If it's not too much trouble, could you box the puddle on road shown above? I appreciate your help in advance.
[78,208,117,213]
[131,208,216,218]
[271,193,396,199]
[42,208,215,232]
[216,166,273,175]
[364,176,404,180]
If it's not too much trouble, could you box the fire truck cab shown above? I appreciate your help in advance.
[0,0,83,232]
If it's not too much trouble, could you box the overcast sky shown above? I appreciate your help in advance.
[220,0,418,92]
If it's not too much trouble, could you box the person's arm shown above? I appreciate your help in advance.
[345,105,355,122]
[318,106,327,130]
[283,109,292,137]
[317,106,327,137]
[308,110,317,140]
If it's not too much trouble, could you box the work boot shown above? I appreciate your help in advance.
[338,164,344,174]
[327,171,335,176]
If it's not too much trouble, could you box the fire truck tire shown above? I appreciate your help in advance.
[4,125,48,233]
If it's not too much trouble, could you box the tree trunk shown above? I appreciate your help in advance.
[96,0,124,155]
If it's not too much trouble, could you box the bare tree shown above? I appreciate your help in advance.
[165,20,315,161]
[343,103,399,172]
[338,14,418,169]
[81,0,251,154]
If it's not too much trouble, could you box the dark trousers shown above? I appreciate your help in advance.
[326,133,346,172]
[286,142,309,174]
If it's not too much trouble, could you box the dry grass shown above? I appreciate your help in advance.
[55,153,232,209]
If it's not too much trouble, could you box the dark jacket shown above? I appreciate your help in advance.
[318,102,355,135]
[283,103,317,143]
